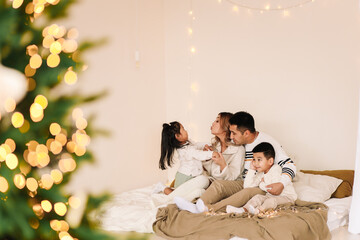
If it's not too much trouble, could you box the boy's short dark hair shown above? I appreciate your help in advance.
[253,142,275,160]
[229,111,256,133]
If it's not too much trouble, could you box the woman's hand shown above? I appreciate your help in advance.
[203,144,214,151]
[212,152,226,171]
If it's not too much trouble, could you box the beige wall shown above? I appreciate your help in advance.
[164,0,360,171]
[63,0,167,193]
[64,0,359,193]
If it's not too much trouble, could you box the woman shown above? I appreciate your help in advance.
[152,112,245,205]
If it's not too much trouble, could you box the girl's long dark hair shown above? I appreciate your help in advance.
[159,121,182,170]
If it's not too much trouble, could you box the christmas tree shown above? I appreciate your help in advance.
[0,0,114,239]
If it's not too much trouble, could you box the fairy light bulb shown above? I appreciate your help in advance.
[41,200,52,212]
[54,202,67,216]
[26,177,38,192]
[14,174,26,189]
[11,112,25,128]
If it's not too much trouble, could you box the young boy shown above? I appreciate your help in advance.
[226,142,297,214]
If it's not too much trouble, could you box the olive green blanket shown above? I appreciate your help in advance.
[153,200,330,240]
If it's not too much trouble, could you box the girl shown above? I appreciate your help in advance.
[157,121,217,195]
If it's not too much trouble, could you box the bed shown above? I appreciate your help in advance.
[98,170,354,239]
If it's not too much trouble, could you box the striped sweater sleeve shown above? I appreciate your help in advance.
[278,158,296,187]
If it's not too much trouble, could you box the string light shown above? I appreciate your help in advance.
[223,0,314,12]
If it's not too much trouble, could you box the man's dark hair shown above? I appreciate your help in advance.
[229,111,256,133]
[253,142,275,160]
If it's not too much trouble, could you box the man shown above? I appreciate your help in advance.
[175,111,296,213]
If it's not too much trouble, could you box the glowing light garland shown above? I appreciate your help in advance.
[224,0,315,12]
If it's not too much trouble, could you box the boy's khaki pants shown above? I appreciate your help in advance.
[201,179,265,212]
[244,194,294,212]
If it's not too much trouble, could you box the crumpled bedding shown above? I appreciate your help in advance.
[97,184,170,233]
[153,201,331,240]
[97,185,351,239]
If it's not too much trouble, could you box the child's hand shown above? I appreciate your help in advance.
[203,144,214,151]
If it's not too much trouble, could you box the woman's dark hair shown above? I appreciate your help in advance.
[159,121,182,170]
[212,112,233,147]
[229,111,256,133]
[252,142,275,160]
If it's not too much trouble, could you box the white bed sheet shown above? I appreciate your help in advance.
[98,185,352,238]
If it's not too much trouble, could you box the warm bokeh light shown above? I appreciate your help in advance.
[12,112,25,128]
[54,26,66,38]
[19,162,31,175]
[72,108,83,120]
[51,169,63,184]
[19,119,30,133]
[41,200,52,212]
[50,219,62,231]
[5,139,16,152]
[27,78,36,91]
[0,177,9,193]
[66,141,76,153]
[75,118,87,130]
[43,35,55,48]
[0,146,7,162]
[36,144,48,154]
[67,28,79,39]
[50,41,62,54]
[29,54,42,69]
[50,123,61,136]
[59,220,70,231]
[25,2,34,14]
[54,202,67,216]
[74,146,86,157]
[55,133,67,146]
[34,4,45,14]
[68,196,81,209]
[47,53,60,68]
[63,39,78,53]
[27,151,38,167]
[75,132,90,147]
[59,233,73,240]
[64,69,77,85]
[26,177,39,192]
[2,144,11,155]
[48,24,60,37]
[14,174,26,189]
[41,174,54,189]
[32,204,43,217]
[6,153,18,170]
[27,140,39,152]
[50,140,62,154]
[26,44,38,56]
[30,103,44,118]
[59,157,76,172]
[29,218,40,229]
[12,0,23,9]
[35,95,48,109]
[25,64,36,77]
[37,152,50,167]
[5,98,16,112]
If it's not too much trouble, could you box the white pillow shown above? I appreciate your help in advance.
[293,172,343,203]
